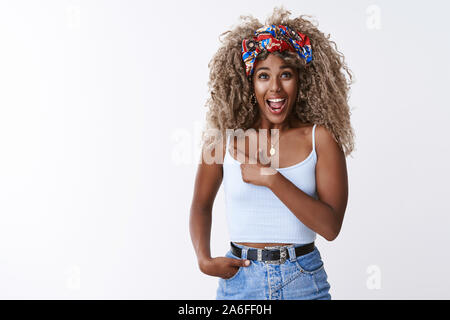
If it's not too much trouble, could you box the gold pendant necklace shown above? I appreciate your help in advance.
[269,135,281,156]
[270,145,276,156]
[268,124,290,157]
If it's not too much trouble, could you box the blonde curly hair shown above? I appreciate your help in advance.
[201,6,355,157]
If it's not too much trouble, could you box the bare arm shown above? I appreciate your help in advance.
[189,137,250,278]
[267,125,348,241]
[189,142,223,264]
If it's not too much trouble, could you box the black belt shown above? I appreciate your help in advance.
[230,242,315,264]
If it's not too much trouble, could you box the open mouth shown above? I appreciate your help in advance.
[265,98,287,115]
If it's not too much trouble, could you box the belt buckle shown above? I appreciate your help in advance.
[264,245,288,265]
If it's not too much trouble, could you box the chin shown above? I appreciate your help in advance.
[263,106,292,122]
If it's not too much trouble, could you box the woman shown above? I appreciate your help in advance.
[189,7,354,300]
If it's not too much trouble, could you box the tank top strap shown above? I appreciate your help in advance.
[226,131,232,153]
[312,124,317,153]
[224,131,232,162]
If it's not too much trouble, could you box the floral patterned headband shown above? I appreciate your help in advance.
[241,24,313,77]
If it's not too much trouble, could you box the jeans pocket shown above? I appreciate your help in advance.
[294,248,324,275]
[223,265,243,281]
[312,267,331,298]
[222,249,243,281]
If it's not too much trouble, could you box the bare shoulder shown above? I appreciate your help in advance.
[290,122,339,151]
[192,135,227,211]
[314,124,343,157]
[200,134,227,166]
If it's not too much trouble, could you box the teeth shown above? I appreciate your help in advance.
[267,98,286,102]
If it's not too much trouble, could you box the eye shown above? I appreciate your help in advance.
[257,71,293,80]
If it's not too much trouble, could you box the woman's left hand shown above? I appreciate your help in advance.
[232,142,279,188]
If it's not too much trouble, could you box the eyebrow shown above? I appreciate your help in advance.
[254,65,293,73]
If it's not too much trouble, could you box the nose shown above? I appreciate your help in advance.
[269,76,281,92]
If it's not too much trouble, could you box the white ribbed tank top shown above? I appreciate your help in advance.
[223,124,318,244]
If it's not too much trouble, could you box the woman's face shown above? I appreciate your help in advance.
[252,53,299,126]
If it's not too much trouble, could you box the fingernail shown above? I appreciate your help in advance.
[245,260,250,266]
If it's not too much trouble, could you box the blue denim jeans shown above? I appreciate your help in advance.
[216,242,331,300]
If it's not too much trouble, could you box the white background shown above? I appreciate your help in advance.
[0,0,449,299]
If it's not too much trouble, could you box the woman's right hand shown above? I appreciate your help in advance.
[199,257,251,279]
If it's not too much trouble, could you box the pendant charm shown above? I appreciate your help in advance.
[270,146,276,156]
